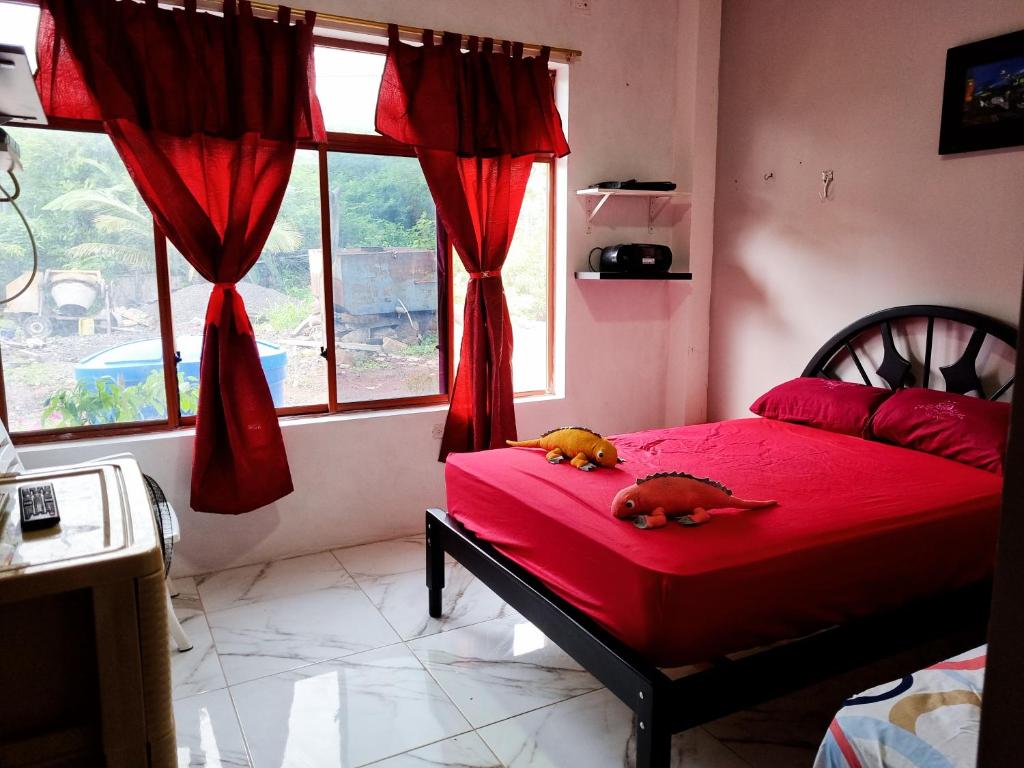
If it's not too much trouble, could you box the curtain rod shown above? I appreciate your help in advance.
[8,0,582,61]
[241,2,582,62]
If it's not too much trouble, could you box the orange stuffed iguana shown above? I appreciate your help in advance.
[611,471,777,529]
[506,427,623,471]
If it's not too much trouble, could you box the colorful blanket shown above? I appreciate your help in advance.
[814,645,985,768]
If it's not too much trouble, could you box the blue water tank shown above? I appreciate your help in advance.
[74,335,288,411]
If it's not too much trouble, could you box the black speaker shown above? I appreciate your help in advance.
[590,244,672,273]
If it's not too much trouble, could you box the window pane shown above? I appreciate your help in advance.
[315,47,385,135]
[326,153,440,403]
[453,162,552,393]
[167,149,326,412]
[0,128,165,431]
[0,2,41,71]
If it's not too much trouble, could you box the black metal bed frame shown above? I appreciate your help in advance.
[425,304,1014,768]
[802,304,1016,398]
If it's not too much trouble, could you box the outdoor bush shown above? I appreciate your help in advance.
[42,370,200,427]
[262,296,317,334]
[396,333,439,358]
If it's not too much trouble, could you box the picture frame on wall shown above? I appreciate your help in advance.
[939,29,1024,155]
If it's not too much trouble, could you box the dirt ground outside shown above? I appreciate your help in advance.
[0,281,448,433]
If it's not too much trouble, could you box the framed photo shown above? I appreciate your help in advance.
[939,29,1024,155]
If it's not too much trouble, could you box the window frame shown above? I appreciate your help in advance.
[2,35,557,444]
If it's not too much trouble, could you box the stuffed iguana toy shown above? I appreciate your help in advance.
[611,471,777,529]
[506,427,623,471]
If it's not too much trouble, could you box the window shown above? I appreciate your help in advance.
[0,129,166,433]
[326,152,441,403]
[314,46,385,135]
[0,17,557,440]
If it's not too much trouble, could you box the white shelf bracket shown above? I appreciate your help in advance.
[648,196,671,233]
[585,192,611,235]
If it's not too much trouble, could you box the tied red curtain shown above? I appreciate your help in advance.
[375,26,569,459]
[36,0,324,514]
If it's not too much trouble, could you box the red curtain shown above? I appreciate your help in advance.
[36,0,324,514]
[376,27,569,459]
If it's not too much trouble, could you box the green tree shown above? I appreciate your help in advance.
[44,177,303,275]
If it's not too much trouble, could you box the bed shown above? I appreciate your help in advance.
[425,305,1016,768]
[813,645,986,768]
[445,418,1001,667]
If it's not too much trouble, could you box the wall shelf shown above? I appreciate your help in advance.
[574,271,693,281]
[576,187,692,234]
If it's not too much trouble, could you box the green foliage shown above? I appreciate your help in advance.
[260,296,317,334]
[328,154,436,250]
[353,354,388,371]
[43,378,137,427]
[0,128,307,287]
[410,213,437,250]
[178,372,200,415]
[41,370,200,428]
[1,129,547,365]
[0,129,441,303]
[395,333,439,359]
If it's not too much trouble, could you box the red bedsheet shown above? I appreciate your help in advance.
[444,418,1002,666]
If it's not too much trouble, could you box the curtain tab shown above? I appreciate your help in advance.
[468,269,502,279]
[387,23,400,44]
[277,5,290,24]
[422,28,434,46]
[512,42,524,59]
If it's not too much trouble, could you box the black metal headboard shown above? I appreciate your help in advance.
[802,305,1017,401]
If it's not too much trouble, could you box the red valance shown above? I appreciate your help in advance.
[36,0,322,143]
[375,25,569,158]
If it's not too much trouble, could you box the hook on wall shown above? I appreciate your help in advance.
[820,169,834,202]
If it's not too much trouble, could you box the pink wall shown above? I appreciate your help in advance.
[708,0,1024,419]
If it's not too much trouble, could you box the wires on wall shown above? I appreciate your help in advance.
[0,170,39,305]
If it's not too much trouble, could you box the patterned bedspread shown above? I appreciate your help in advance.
[814,646,985,768]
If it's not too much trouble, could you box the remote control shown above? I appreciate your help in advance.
[19,483,60,532]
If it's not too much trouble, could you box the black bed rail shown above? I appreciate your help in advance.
[426,508,990,767]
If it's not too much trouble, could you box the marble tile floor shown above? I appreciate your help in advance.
[170,534,951,768]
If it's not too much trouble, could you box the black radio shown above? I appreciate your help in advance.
[589,243,672,273]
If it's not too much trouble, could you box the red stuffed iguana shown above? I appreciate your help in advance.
[506,427,624,471]
[611,471,777,529]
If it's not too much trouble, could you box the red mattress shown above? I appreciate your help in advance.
[444,418,1002,667]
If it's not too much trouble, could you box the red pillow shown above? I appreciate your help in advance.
[750,377,892,436]
[869,388,1010,474]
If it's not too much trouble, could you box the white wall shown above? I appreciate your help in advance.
[709,0,1024,420]
[21,0,722,576]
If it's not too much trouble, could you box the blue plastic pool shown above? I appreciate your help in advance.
[74,335,288,410]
